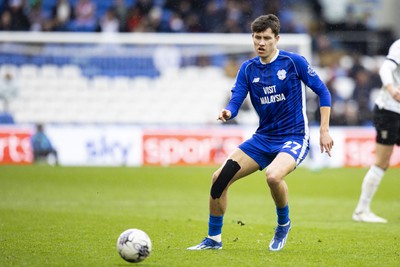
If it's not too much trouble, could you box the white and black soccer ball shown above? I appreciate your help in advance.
[116,228,152,263]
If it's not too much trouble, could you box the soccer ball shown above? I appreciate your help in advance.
[116,228,152,263]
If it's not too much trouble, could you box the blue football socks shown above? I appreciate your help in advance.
[208,214,224,236]
[276,205,290,225]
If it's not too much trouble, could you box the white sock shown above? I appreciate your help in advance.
[208,234,221,243]
[278,221,291,227]
[355,165,385,213]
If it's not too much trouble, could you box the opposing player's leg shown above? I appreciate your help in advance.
[266,152,296,251]
[187,148,260,250]
[353,143,392,223]
[353,107,399,223]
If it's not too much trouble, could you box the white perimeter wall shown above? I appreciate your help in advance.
[1,125,400,168]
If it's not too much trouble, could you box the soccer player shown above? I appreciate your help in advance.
[187,14,334,251]
[353,39,400,223]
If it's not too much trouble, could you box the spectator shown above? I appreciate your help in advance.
[221,17,241,33]
[124,0,154,32]
[71,0,97,31]
[126,5,143,32]
[0,10,12,30]
[147,6,162,32]
[99,7,119,32]
[168,11,184,32]
[134,0,153,15]
[351,69,374,125]
[0,71,18,114]
[184,12,202,32]
[28,1,50,31]
[50,0,75,31]
[200,1,226,33]
[0,70,16,124]
[125,4,163,32]
[164,0,191,19]
[31,124,58,165]
[113,0,128,32]
[314,34,345,68]
[222,0,244,33]
[6,0,30,31]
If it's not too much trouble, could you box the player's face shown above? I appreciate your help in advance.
[252,28,279,63]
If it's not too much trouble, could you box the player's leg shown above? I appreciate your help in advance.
[187,148,260,250]
[267,137,309,251]
[353,107,399,223]
[353,143,392,223]
[266,152,296,208]
[266,152,296,251]
[210,148,260,215]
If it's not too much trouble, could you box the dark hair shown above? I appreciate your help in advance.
[251,14,280,36]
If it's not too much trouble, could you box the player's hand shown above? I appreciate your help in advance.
[388,86,400,102]
[320,131,334,157]
[218,109,231,122]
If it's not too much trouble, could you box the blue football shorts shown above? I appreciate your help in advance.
[238,133,310,170]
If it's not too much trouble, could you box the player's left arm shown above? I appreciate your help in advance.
[319,106,334,157]
[294,55,334,156]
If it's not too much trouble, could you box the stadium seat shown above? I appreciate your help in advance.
[131,76,152,90]
[39,64,60,79]
[90,76,111,90]
[59,77,89,91]
[11,62,239,124]
[60,64,83,79]
[111,76,132,90]
[18,64,39,79]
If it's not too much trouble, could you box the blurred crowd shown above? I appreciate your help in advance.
[0,0,397,126]
[0,0,390,36]
[0,0,314,33]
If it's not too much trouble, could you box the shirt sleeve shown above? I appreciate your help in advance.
[380,39,400,86]
[379,59,397,86]
[225,62,249,119]
[294,55,331,107]
[386,39,400,64]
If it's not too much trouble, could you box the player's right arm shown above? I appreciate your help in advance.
[218,109,232,122]
[222,62,250,121]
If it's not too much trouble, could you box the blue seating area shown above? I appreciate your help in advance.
[1,55,160,78]
[0,43,160,78]
[0,36,233,78]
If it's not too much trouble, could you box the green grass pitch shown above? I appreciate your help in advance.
[0,165,399,266]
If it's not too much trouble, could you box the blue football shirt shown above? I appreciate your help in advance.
[226,49,331,137]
